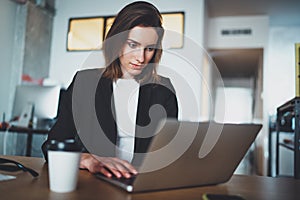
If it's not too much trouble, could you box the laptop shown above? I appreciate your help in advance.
[95,119,262,193]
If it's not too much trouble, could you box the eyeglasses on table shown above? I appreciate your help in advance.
[0,157,39,178]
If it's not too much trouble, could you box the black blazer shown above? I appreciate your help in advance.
[42,69,178,161]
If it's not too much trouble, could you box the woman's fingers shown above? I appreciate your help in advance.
[80,154,138,178]
[98,166,113,178]
[119,159,138,175]
[103,158,133,178]
[111,158,138,176]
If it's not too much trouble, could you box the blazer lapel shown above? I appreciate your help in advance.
[134,83,153,153]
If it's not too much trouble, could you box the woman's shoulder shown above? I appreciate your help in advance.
[70,68,108,87]
[154,75,176,93]
[73,68,106,80]
[76,68,105,75]
[156,75,173,86]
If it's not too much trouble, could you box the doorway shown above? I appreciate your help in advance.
[210,48,264,175]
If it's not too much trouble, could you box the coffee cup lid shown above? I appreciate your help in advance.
[47,139,82,152]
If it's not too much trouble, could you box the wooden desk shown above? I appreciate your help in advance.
[1,156,300,200]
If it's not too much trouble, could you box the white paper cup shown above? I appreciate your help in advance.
[47,140,82,193]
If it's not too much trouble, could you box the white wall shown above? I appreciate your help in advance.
[208,16,269,49]
[264,26,300,114]
[0,0,18,120]
[215,87,253,123]
[263,26,300,174]
[0,0,17,155]
[49,0,206,121]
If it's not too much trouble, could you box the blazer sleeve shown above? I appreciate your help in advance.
[41,72,86,161]
[157,77,178,119]
[164,78,178,119]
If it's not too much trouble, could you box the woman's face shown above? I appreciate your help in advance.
[119,26,158,79]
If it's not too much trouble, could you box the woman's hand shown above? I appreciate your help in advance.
[79,153,138,178]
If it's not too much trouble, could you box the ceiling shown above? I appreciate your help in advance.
[206,0,300,26]
[206,0,300,78]
[210,49,262,78]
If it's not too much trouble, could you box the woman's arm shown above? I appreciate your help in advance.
[41,73,82,161]
[160,77,179,119]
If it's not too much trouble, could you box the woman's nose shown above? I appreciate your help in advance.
[134,48,144,63]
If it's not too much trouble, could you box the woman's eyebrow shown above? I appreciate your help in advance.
[127,39,140,45]
[127,39,156,47]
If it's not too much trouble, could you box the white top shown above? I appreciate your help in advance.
[113,79,140,162]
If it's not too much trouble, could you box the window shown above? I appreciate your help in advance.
[67,12,184,51]
[67,17,104,51]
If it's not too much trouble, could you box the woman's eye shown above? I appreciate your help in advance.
[128,42,137,49]
[145,47,155,52]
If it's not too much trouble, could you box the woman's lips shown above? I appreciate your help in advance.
[131,63,143,69]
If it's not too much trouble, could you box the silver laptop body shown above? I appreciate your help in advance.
[95,120,262,193]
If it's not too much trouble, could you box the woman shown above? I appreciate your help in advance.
[42,1,178,179]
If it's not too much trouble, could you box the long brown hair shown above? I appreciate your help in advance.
[102,1,164,82]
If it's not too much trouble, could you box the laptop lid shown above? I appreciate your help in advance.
[96,120,262,193]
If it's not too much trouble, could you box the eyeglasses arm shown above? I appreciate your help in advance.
[0,157,39,178]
